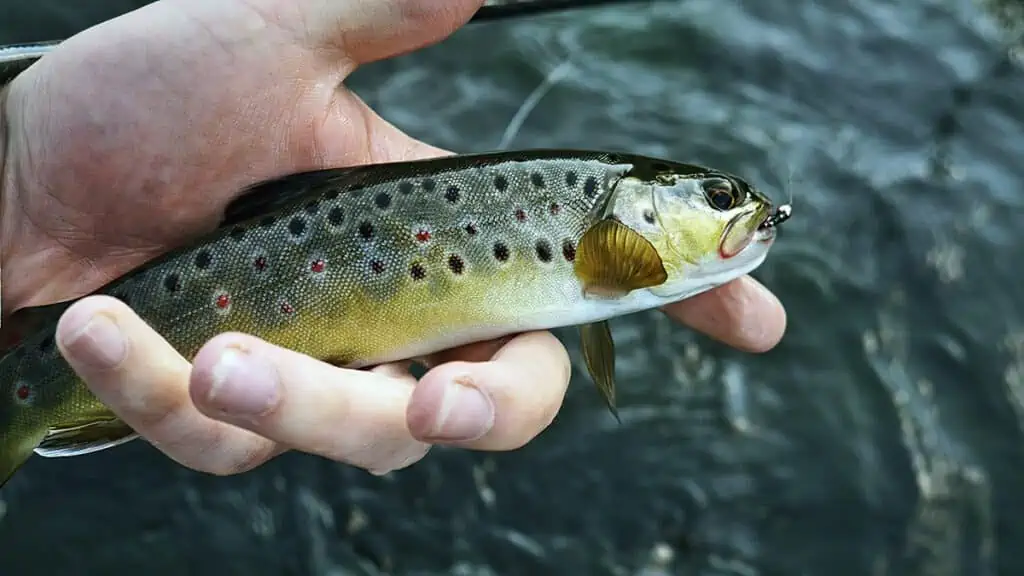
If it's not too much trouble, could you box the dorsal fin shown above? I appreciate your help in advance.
[220,167,365,228]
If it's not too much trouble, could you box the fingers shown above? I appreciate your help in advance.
[290,0,486,66]
[419,335,514,367]
[56,296,279,475]
[189,333,431,475]
[407,331,570,451]
[662,275,787,353]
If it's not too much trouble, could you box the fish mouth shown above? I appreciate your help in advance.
[757,203,792,231]
[755,203,792,243]
[719,209,762,259]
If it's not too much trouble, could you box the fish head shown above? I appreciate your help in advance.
[607,161,787,300]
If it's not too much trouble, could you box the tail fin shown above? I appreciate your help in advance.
[0,429,47,489]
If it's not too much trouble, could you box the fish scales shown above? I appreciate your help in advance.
[1,153,631,456]
[126,156,618,366]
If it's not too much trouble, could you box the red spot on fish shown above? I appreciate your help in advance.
[514,208,527,222]
[15,384,30,401]
[310,259,326,273]
[280,301,295,315]
[253,256,268,272]
[562,241,576,262]
[550,203,561,215]
[215,293,231,309]
[415,229,431,243]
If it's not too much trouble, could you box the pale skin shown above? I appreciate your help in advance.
[0,0,787,476]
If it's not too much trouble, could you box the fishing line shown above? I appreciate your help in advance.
[497,58,575,149]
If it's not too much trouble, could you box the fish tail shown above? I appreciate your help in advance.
[0,429,47,489]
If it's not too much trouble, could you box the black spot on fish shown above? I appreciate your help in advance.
[535,239,553,263]
[259,216,276,228]
[565,171,578,188]
[374,192,391,210]
[562,240,576,262]
[494,174,508,192]
[410,262,426,281]
[358,221,374,240]
[530,172,545,188]
[464,223,478,236]
[447,254,465,275]
[229,227,246,241]
[422,178,436,192]
[370,259,385,275]
[493,242,510,262]
[643,209,656,224]
[288,217,307,237]
[38,334,54,353]
[327,207,344,227]
[304,201,319,215]
[399,181,414,195]
[194,249,212,270]
[163,273,181,293]
[444,185,460,204]
[583,176,598,198]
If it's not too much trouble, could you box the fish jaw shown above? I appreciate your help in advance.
[647,224,775,301]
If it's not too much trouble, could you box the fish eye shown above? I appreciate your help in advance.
[701,176,743,211]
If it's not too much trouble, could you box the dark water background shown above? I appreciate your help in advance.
[1,1,1023,574]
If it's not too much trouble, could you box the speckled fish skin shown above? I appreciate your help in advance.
[0,148,784,487]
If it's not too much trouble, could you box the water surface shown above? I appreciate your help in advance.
[1,1,1022,574]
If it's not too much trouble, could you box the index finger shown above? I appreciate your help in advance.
[662,275,786,353]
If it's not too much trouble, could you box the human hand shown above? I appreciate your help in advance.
[0,0,786,476]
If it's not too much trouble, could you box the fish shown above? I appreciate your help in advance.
[472,0,657,22]
[0,148,790,488]
[0,41,793,489]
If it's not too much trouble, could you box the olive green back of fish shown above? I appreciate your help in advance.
[2,149,714,488]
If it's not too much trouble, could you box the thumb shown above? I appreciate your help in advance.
[269,0,486,67]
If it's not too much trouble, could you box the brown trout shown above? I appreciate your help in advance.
[0,42,792,490]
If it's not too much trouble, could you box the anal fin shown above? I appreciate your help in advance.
[579,320,621,422]
[36,418,139,458]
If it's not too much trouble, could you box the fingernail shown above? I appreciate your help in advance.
[205,347,280,417]
[63,314,127,369]
[426,376,495,442]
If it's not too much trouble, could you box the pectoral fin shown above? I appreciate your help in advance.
[35,418,139,458]
[574,219,668,298]
[579,320,620,422]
